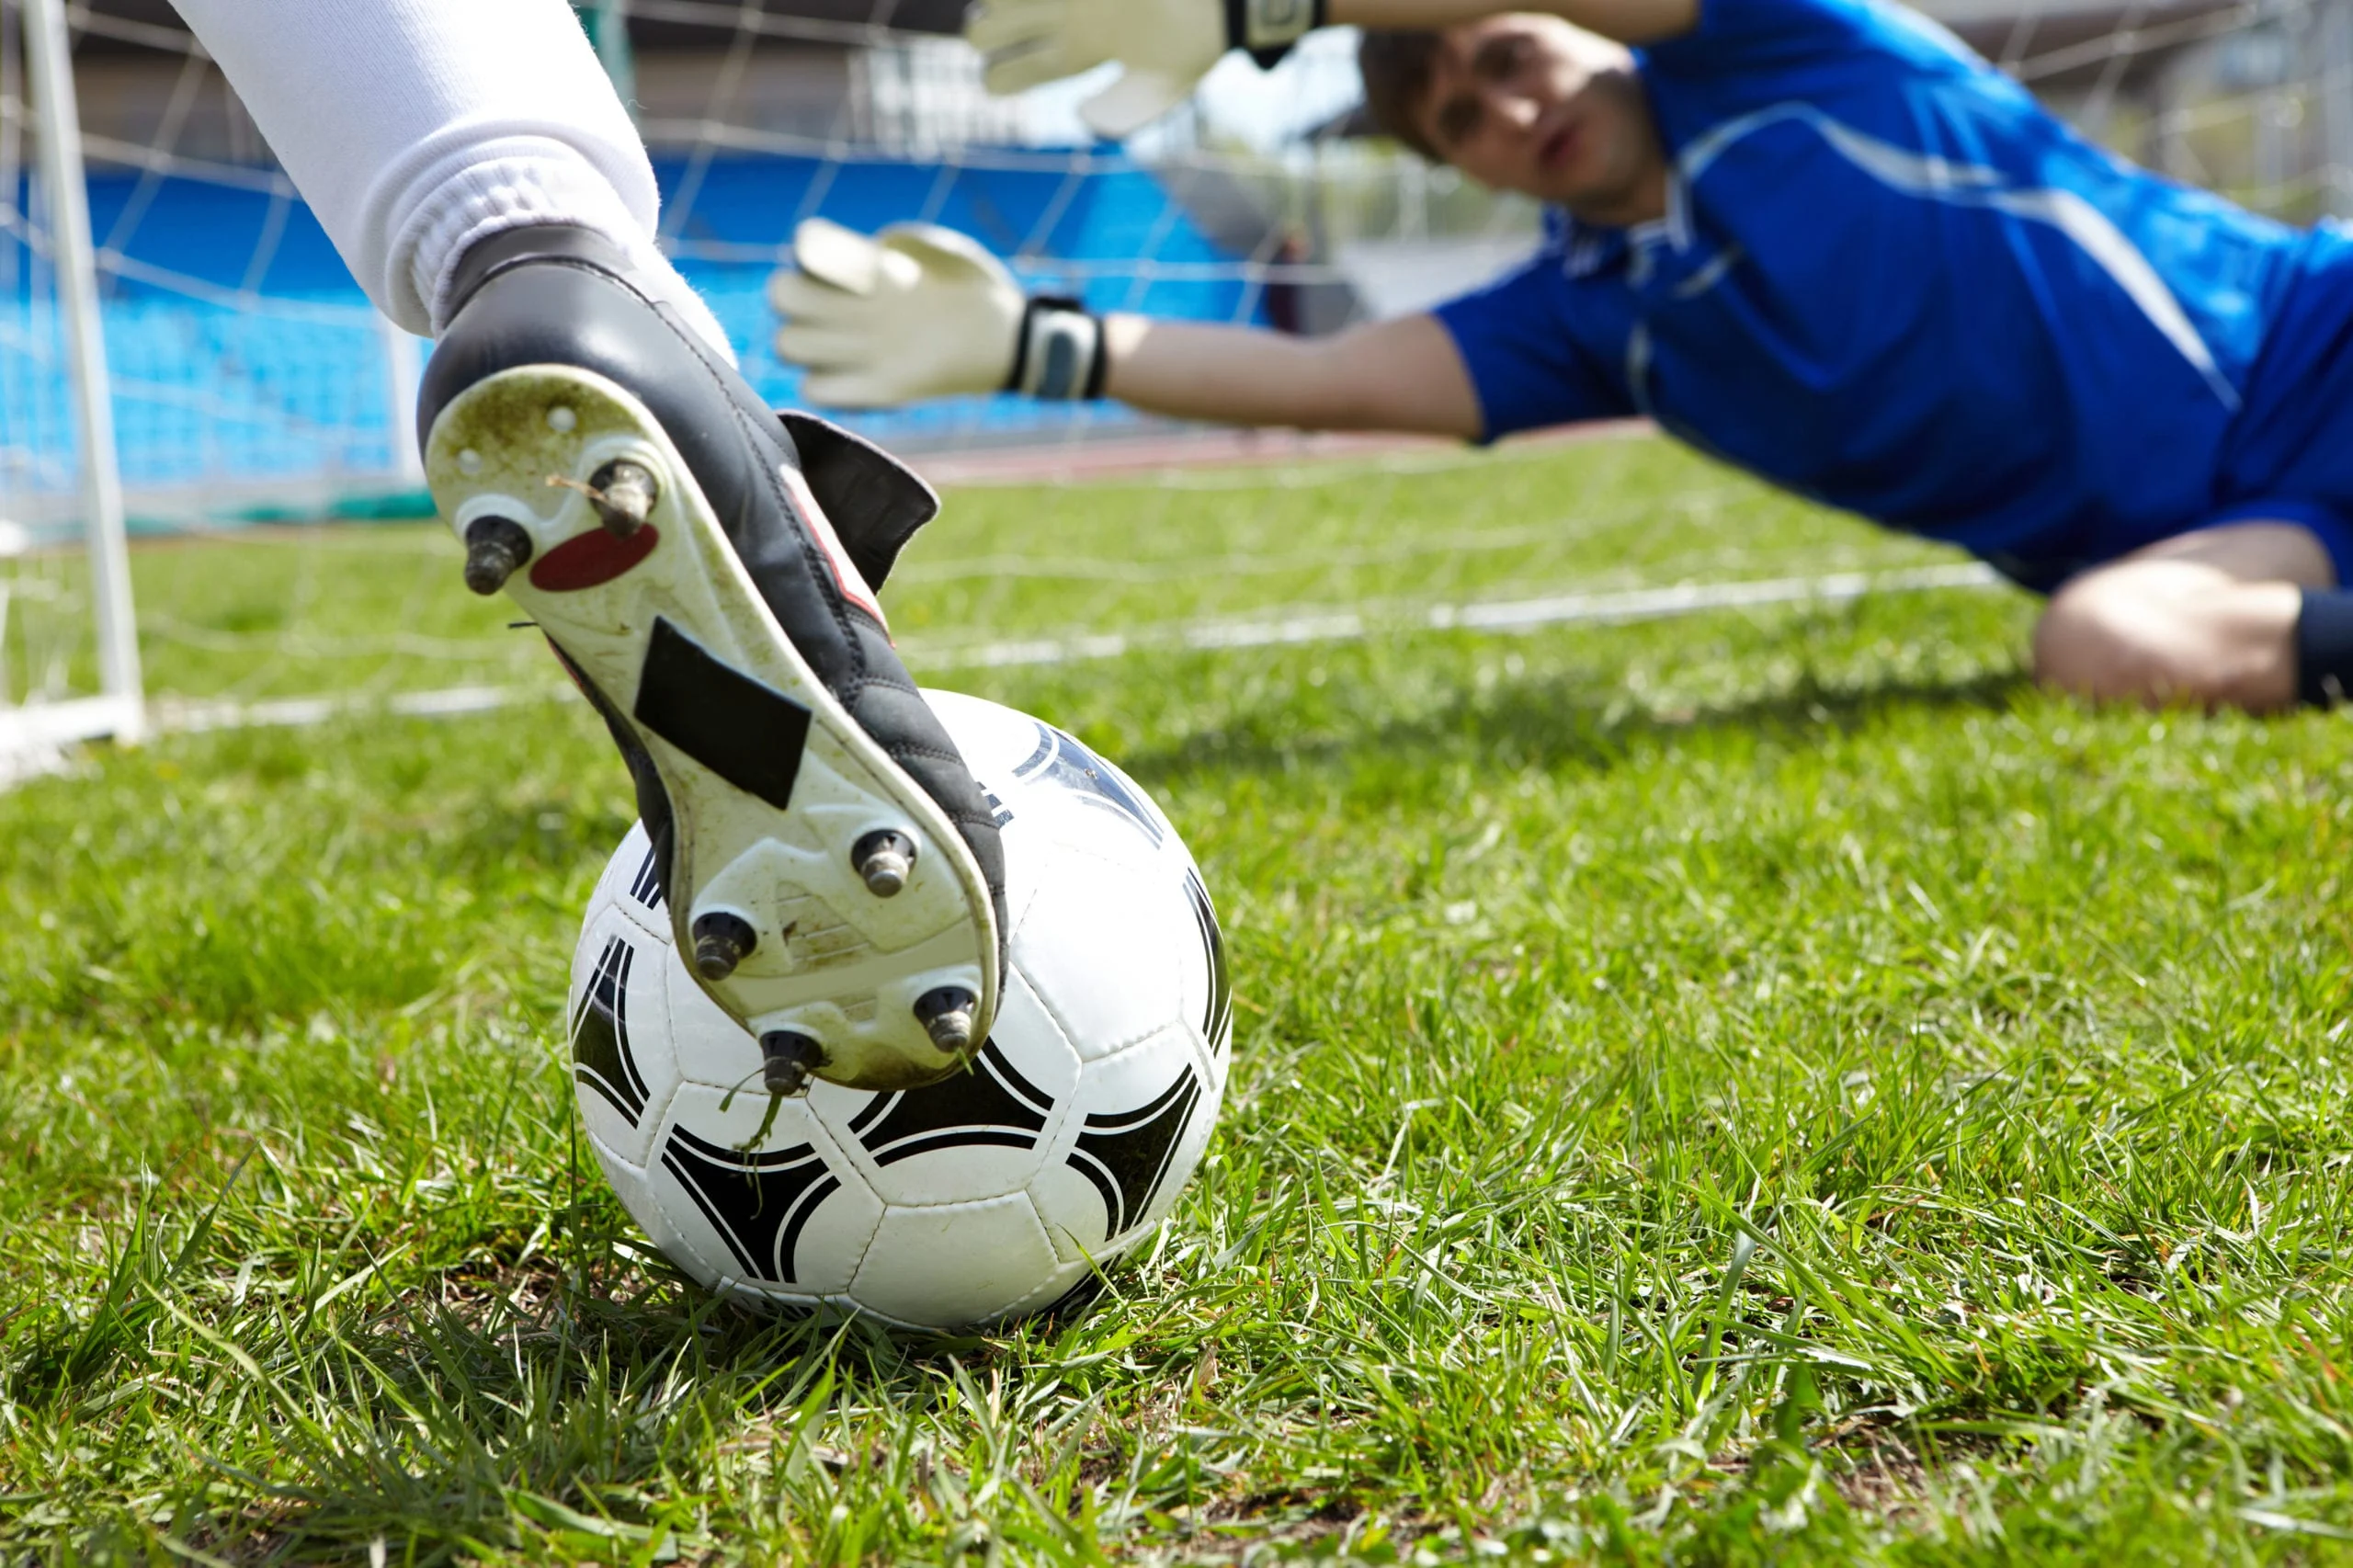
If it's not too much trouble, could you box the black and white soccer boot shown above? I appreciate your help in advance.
[417,224,1005,1092]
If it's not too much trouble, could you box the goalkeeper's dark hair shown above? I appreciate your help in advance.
[1357,28,1449,164]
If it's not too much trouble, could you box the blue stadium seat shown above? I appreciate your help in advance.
[5,152,1263,512]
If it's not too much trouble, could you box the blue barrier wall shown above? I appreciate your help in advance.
[2,150,1260,518]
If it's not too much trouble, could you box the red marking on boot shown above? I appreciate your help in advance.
[780,465,890,636]
[543,635,594,697]
[530,524,660,592]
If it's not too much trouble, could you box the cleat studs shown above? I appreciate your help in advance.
[690,911,757,981]
[914,986,979,1055]
[458,448,483,474]
[460,515,534,595]
[852,829,916,897]
[589,459,658,537]
[546,405,576,433]
[758,1030,824,1097]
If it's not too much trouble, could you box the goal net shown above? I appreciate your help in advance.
[1,0,2345,749]
[0,0,141,774]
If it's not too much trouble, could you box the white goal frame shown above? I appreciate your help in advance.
[3,0,144,767]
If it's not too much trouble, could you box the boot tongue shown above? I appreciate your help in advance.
[775,411,940,595]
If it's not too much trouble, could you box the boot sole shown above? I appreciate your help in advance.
[426,365,997,1090]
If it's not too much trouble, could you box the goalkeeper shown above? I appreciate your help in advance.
[772,0,2353,714]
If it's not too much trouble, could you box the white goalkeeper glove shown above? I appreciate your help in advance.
[966,0,1327,140]
[768,219,1108,407]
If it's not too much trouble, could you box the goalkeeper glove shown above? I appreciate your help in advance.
[966,0,1327,140]
[768,219,1107,407]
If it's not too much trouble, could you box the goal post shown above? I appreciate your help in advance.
[2,0,143,764]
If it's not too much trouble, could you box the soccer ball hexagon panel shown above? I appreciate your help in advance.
[567,688,1232,1330]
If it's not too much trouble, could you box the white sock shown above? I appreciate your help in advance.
[168,0,734,361]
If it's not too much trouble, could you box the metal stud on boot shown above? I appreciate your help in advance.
[852,830,916,897]
[759,1030,824,1096]
[589,458,658,536]
[461,516,533,595]
[914,986,978,1054]
[691,911,756,981]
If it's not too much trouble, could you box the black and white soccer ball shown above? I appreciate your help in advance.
[566,689,1231,1329]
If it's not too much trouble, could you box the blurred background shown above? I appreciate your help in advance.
[0,0,2342,756]
[11,0,2347,526]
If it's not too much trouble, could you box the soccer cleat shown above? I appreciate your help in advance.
[759,1029,824,1096]
[853,829,916,897]
[914,985,979,1054]
[690,911,757,981]
[461,515,534,595]
[587,458,657,536]
[418,225,1006,1091]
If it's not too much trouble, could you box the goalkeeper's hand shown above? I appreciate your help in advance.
[966,0,1326,140]
[768,219,1107,407]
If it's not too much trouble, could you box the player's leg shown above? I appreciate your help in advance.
[2031,520,2334,710]
[165,0,1006,1090]
[165,0,717,346]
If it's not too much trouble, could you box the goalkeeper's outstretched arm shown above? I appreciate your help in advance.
[769,219,1483,438]
[1096,313,1480,437]
[966,0,1693,138]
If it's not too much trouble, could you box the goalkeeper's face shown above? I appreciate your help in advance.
[1414,16,1663,222]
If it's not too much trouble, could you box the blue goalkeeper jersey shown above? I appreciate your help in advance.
[1432,0,2353,588]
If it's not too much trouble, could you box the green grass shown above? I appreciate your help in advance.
[6,433,2353,1562]
[6,435,1952,707]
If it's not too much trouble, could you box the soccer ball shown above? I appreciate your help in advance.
[565,689,1232,1329]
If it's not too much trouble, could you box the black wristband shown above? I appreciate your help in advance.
[1005,296,1108,402]
[2296,587,2353,707]
[1224,0,1326,69]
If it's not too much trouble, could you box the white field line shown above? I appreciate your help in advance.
[125,562,2004,736]
[153,682,560,734]
[914,561,2003,670]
